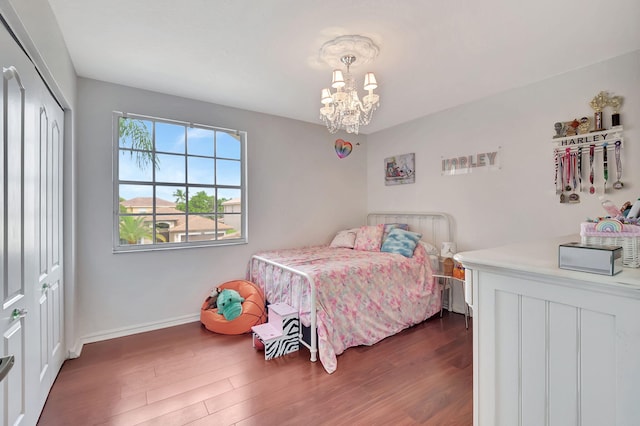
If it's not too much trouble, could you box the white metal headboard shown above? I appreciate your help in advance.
[367,212,454,251]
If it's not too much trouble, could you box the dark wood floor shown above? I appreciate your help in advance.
[38,311,472,426]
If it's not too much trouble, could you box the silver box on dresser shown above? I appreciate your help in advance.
[559,242,623,276]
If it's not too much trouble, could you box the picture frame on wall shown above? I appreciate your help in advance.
[385,153,415,185]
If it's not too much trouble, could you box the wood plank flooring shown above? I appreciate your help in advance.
[38,312,472,425]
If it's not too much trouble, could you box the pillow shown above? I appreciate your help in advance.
[418,241,441,271]
[353,224,385,251]
[380,228,422,258]
[419,241,439,256]
[382,223,409,242]
[330,228,358,248]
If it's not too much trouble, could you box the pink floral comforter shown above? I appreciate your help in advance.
[248,243,440,373]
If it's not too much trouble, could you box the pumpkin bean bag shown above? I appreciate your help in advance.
[200,280,267,335]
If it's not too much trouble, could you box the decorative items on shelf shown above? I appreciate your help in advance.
[589,91,608,132]
[585,197,640,224]
[440,241,456,276]
[552,90,624,204]
[609,95,623,127]
[452,262,465,280]
[577,116,591,135]
[553,122,566,139]
[554,91,624,138]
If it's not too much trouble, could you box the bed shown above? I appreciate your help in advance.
[247,212,453,373]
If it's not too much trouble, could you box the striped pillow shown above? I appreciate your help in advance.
[380,228,422,258]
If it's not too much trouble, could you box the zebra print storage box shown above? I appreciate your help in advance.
[252,303,299,360]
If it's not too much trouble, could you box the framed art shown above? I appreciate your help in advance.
[385,153,415,185]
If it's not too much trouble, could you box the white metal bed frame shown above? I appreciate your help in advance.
[248,212,453,363]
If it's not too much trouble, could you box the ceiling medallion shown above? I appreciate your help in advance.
[318,35,379,69]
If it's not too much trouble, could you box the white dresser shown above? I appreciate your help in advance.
[456,236,640,426]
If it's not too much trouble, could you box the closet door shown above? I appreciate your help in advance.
[0,21,65,425]
[35,92,65,405]
[35,94,65,411]
[0,41,30,426]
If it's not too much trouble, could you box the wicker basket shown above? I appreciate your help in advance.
[580,222,640,268]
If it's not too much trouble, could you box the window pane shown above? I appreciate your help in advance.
[158,186,185,211]
[119,149,153,182]
[188,157,215,184]
[119,118,153,151]
[218,189,241,213]
[156,153,185,183]
[154,220,171,244]
[218,190,241,234]
[220,213,242,239]
[187,187,216,214]
[157,212,185,242]
[119,184,153,211]
[188,128,214,156]
[155,186,183,213]
[216,159,241,185]
[216,131,241,159]
[187,214,219,242]
[119,215,154,246]
[156,122,185,154]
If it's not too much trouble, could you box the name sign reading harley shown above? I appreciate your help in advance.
[558,133,609,146]
[441,149,500,175]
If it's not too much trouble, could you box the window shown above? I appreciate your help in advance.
[113,112,247,252]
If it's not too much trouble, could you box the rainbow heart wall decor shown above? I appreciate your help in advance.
[335,139,353,159]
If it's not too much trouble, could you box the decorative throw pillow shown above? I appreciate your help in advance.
[353,224,385,251]
[382,223,410,242]
[419,241,439,256]
[330,228,358,248]
[381,228,422,258]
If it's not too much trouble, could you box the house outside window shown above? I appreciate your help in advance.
[113,112,247,252]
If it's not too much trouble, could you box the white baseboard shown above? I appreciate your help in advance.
[67,339,83,359]
[69,313,201,358]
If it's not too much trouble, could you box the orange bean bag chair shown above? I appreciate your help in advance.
[200,280,267,335]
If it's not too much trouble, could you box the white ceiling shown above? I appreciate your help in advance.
[47,0,640,134]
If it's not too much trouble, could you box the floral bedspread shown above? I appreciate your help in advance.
[247,243,440,373]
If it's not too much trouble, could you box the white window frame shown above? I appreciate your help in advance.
[113,112,248,253]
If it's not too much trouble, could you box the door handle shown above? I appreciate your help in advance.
[11,308,27,321]
[42,283,50,291]
[0,355,14,382]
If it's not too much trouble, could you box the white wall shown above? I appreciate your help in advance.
[75,78,367,343]
[367,50,640,253]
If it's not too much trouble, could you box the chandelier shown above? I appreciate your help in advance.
[318,35,381,135]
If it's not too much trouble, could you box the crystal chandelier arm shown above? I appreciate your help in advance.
[320,88,333,104]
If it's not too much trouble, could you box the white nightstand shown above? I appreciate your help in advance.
[432,274,470,329]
